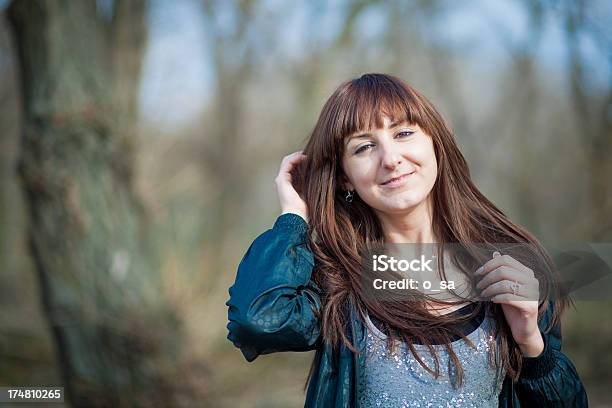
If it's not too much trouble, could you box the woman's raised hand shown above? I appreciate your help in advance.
[475,251,543,357]
[275,151,309,224]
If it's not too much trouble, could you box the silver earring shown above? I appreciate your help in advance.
[345,190,354,203]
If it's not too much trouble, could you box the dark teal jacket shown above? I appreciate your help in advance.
[226,213,588,407]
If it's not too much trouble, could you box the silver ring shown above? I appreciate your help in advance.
[510,281,521,296]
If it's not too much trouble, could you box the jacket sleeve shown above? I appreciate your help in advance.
[515,299,589,407]
[225,213,322,362]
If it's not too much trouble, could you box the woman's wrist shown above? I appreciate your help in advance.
[281,209,308,224]
[518,331,545,357]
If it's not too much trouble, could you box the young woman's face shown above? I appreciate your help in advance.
[341,116,438,215]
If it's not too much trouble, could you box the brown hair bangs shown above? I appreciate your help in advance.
[332,74,439,158]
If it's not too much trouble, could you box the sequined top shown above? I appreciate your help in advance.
[358,303,505,407]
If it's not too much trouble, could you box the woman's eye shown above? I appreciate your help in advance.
[396,130,415,138]
[355,144,374,154]
[353,131,413,155]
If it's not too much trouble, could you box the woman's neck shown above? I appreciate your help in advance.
[377,198,437,243]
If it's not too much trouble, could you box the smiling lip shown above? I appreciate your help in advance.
[380,171,415,188]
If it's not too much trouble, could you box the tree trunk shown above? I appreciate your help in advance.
[8,1,180,406]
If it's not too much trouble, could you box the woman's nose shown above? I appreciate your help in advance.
[381,147,403,169]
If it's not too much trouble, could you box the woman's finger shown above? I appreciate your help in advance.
[476,265,529,291]
[282,150,305,163]
[475,253,534,278]
[490,293,538,308]
[479,278,539,299]
[276,151,307,182]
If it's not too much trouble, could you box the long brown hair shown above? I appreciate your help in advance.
[296,73,569,389]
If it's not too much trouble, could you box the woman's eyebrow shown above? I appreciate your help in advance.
[345,120,410,146]
[345,133,371,144]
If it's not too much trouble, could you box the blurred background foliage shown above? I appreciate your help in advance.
[0,0,610,407]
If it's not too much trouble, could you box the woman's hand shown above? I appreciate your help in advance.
[475,251,544,357]
[275,151,309,224]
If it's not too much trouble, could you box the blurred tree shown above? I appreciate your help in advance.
[199,0,258,295]
[7,1,182,406]
[562,0,612,240]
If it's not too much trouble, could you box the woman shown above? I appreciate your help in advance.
[226,73,588,407]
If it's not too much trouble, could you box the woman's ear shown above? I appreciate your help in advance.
[340,173,354,191]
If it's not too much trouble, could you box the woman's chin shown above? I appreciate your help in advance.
[375,199,425,214]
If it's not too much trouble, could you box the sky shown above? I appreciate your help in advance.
[0,0,608,130]
[138,0,212,130]
[137,0,609,131]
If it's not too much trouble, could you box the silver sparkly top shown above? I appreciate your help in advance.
[358,307,505,407]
